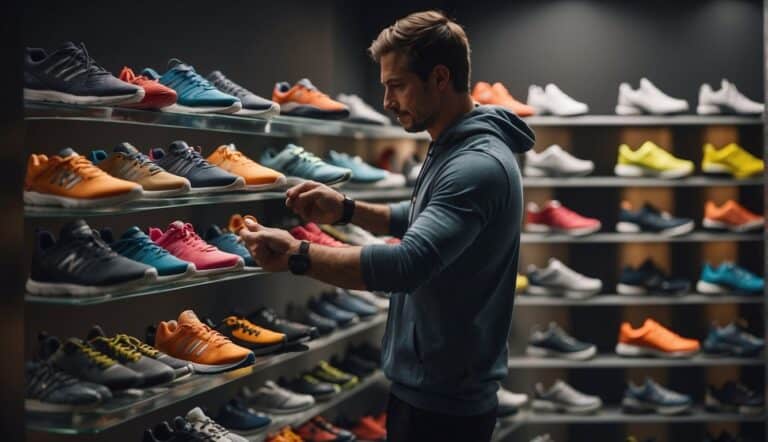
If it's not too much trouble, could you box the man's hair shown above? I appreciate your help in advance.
[368,10,471,93]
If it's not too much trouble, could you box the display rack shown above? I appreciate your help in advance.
[506,355,764,369]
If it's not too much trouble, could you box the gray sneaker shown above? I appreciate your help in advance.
[526,258,602,299]
[526,323,597,360]
[533,380,602,414]
[240,380,315,414]
[207,70,280,118]
[87,326,175,387]
[25,360,103,412]
[186,407,247,442]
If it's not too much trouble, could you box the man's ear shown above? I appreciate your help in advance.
[431,64,451,92]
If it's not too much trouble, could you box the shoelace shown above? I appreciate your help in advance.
[117,235,170,259]
[59,42,110,78]
[184,322,232,348]
[67,231,120,266]
[115,334,159,358]
[198,418,230,438]
[95,337,142,362]
[215,76,248,96]
[178,68,216,92]
[290,147,324,165]
[28,363,80,398]
[728,265,757,281]
[178,146,213,169]
[174,223,218,252]
[225,318,262,336]
[60,155,109,180]
[123,151,163,175]
[74,342,116,369]
[221,148,254,165]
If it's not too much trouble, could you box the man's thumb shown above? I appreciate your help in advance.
[244,217,263,231]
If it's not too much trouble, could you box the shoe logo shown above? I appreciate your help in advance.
[115,162,144,181]
[59,252,86,273]
[49,169,82,190]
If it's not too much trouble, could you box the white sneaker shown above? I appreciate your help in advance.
[337,94,391,125]
[524,144,594,177]
[526,258,602,298]
[616,78,689,115]
[240,381,315,414]
[527,84,589,116]
[332,224,386,246]
[186,407,246,442]
[697,79,763,115]
[347,289,390,310]
[498,386,529,408]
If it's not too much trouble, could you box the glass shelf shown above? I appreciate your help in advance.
[507,355,763,369]
[522,115,763,127]
[515,294,763,306]
[521,232,762,244]
[522,176,762,188]
[25,314,387,435]
[24,101,429,140]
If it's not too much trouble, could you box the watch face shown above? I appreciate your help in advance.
[289,254,310,275]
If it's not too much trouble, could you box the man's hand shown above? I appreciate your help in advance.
[286,181,344,224]
[238,218,301,272]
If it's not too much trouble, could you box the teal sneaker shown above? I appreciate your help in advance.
[100,227,195,282]
[325,150,406,188]
[142,59,241,114]
[260,144,351,186]
[697,262,764,294]
[204,225,258,270]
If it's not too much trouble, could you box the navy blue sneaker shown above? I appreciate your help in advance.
[25,42,144,106]
[207,71,280,118]
[323,289,378,319]
[622,378,692,415]
[617,259,691,295]
[143,59,241,114]
[304,311,338,335]
[308,298,359,327]
[149,141,245,194]
[702,322,764,357]
[616,202,695,236]
[706,381,764,415]
[216,399,271,435]
[204,225,258,270]
[526,322,597,360]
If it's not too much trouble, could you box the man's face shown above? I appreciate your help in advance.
[380,52,439,132]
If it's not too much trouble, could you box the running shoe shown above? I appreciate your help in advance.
[216,399,272,435]
[150,310,255,374]
[524,144,594,177]
[27,220,157,296]
[311,361,358,390]
[89,142,191,198]
[247,307,319,345]
[207,70,280,118]
[497,386,528,417]
[325,150,405,188]
[345,289,389,311]
[616,78,689,115]
[329,354,377,378]
[24,41,144,105]
[526,322,597,360]
[25,148,143,208]
[702,321,764,357]
[118,66,177,109]
[204,224,258,270]
[279,375,340,401]
[344,415,387,441]
[617,259,690,295]
[616,201,695,236]
[616,318,700,358]
[149,141,245,194]
[703,200,764,232]
[265,427,303,442]
[526,258,602,298]
[322,288,378,319]
[527,84,588,116]
[39,334,143,390]
[702,143,764,178]
[297,416,355,442]
[143,59,241,114]
[260,144,352,186]
[211,315,286,356]
[308,298,359,327]
[533,380,602,414]
[698,79,764,115]
[291,223,348,247]
[526,201,601,236]
[110,333,193,380]
[623,378,692,415]
[25,360,104,412]
[206,144,286,191]
[186,407,248,442]
[150,221,244,275]
[320,224,385,246]
[143,419,209,442]
[706,381,764,415]
[303,310,338,336]
[100,226,196,282]
[336,93,391,125]
[272,79,349,119]
[472,81,535,116]
[697,262,764,294]
[240,380,316,414]
[615,141,694,179]
[86,325,175,387]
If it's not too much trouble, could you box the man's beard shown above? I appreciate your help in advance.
[403,111,435,133]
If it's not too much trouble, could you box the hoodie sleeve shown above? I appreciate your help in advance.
[388,200,411,238]
[361,151,509,292]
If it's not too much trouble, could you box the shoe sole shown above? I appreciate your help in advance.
[186,352,255,374]
[285,174,352,188]
[525,223,601,236]
[24,88,145,106]
[24,187,143,208]
[252,402,316,415]
[615,104,689,115]
[141,182,192,198]
[235,105,281,119]
[523,166,593,177]
[615,221,695,236]
[244,175,288,191]
[161,102,242,115]
[615,343,698,358]
[616,283,687,296]
[526,285,601,299]
[696,280,761,295]
[614,164,693,179]
[26,268,157,297]
[192,259,245,277]
[187,177,246,195]
[279,102,350,120]
[526,345,597,360]
[532,399,600,414]
[705,395,764,415]
[702,218,764,232]
[155,265,197,284]
[622,397,691,415]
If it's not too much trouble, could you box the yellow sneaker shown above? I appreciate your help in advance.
[702,143,763,179]
[516,273,529,293]
[614,141,694,179]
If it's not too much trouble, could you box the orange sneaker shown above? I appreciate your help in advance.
[119,67,177,109]
[266,427,302,442]
[272,79,349,119]
[214,315,286,355]
[703,200,764,232]
[152,310,254,373]
[616,318,700,358]
[472,81,535,116]
[206,144,286,191]
[24,148,142,207]
[350,416,387,441]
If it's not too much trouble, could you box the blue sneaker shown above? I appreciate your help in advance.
[216,399,271,435]
[142,59,241,114]
[326,150,406,188]
[24,42,144,106]
[622,378,692,415]
[308,298,359,327]
[322,288,378,319]
[697,263,764,294]
[260,144,351,186]
[616,202,695,236]
[149,141,245,194]
[100,227,195,282]
[207,70,280,118]
[702,322,764,357]
[204,225,258,270]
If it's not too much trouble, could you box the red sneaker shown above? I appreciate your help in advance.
[297,416,354,441]
[374,412,386,429]
[526,200,601,236]
[119,66,177,109]
[149,221,244,275]
[350,416,386,441]
[291,223,347,247]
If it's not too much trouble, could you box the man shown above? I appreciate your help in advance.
[240,10,534,442]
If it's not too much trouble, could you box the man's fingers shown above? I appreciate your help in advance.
[286,181,321,199]
[244,217,263,232]
[292,189,322,219]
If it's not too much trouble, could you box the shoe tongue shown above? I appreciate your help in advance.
[185,406,207,422]
[58,147,77,158]
[169,140,191,154]
[87,325,107,341]
[207,70,223,81]
[168,58,193,71]
[60,219,93,241]
[297,78,317,90]
[114,142,139,155]
[121,226,146,240]
[178,310,201,326]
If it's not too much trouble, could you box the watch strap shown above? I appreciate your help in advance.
[337,196,355,225]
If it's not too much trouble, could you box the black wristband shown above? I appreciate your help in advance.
[337,196,355,225]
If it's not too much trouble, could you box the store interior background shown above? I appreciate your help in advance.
[6,0,765,441]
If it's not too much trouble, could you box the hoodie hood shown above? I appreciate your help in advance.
[433,105,535,154]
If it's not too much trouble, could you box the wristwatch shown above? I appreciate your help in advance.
[337,195,356,225]
[288,241,311,275]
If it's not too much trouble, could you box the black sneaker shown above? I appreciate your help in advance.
[39,334,143,390]
[111,333,193,381]
[617,259,691,295]
[207,71,280,118]
[617,202,695,236]
[278,375,340,402]
[526,323,597,360]
[25,360,103,412]
[207,316,286,356]
[247,307,318,345]
[330,354,377,378]
[349,342,382,364]
[24,42,144,106]
[304,310,338,336]
[86,326,175,387]
[149,141,244,194]
[26,220,157,297]
[706,381,764,415]
[143,418,210,442]
[322,289,378,319]
[702,321,765,357]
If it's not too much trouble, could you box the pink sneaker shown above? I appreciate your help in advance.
[149,221,244,275]
[290,223,347,247]
[526,200,601,236]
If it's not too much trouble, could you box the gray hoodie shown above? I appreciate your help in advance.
[361,105,535,415]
